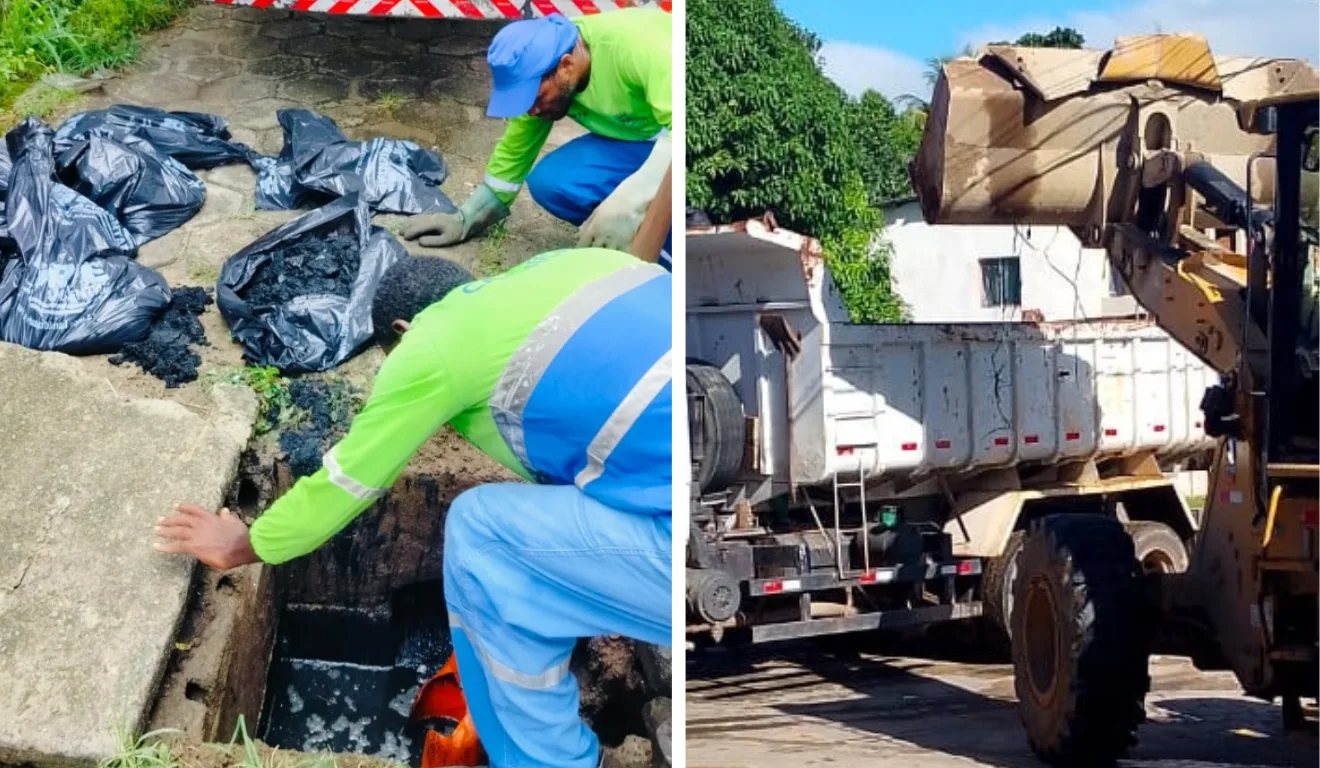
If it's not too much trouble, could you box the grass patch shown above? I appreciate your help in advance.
[100,726,182,768]
[187,260,221,286]
[10,82,78,120]
[478,220,509,277]
[0,0,191,117]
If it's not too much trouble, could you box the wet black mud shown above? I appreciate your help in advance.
[244,224,360,307]
[108,286,211,387]
[276,378,361,477]
[260,582,451,764]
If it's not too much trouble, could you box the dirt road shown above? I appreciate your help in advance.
[687,639,1316,768]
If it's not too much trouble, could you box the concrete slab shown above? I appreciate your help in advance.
[0,343,257,764]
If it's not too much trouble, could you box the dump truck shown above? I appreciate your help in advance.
[685,217,1215,650]
[200,0,669,20]
[911,33,1318,765]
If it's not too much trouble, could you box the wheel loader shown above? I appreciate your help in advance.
[911,34,1319,766]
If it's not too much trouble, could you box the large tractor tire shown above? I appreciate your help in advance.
[1011,514,1152,767]
[686,362,745,493]
[1124,521,1189,574]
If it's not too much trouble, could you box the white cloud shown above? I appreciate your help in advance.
[817,40,931,103]
[962,0,1318,63]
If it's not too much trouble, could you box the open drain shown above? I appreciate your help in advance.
[260,582,451,764]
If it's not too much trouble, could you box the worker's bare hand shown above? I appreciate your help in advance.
[154,504,260,571]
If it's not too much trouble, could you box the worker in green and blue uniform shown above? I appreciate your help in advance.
[400,10,672,269]
[155,249,672,768]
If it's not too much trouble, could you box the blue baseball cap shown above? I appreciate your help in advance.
[486,15,580,119]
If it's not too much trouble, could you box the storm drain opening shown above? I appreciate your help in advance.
[150,451,669,768]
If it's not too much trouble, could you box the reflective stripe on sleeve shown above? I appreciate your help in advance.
[574,349,672,489]
[322,447,389,502]
[483,173,523,194]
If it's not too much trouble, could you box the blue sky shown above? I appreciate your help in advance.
[777,0,1320,101]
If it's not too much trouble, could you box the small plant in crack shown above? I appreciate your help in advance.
[100,726,183,768]
[372,89,408,116]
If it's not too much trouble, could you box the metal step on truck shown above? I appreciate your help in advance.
[685,217,1217,647]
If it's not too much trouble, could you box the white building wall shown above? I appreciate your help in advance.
[882,200,1139,322]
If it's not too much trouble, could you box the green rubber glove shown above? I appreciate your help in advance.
[400,184,509,248]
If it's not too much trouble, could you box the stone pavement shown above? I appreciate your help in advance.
[76,2,580,291]
[0,343,257,764]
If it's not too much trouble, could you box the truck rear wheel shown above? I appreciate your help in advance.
[686,362,745,493]
[1011,515,1151,767]
[1124,521,1188,574]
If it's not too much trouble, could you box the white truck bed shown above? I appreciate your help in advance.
[687,219,1218,488]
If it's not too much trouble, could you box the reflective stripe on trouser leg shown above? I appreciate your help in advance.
[443,483,672,768]
[525,134,656,226]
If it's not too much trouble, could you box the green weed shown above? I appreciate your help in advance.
[221,715,337,768]
[372,90,408,115]
[478,220,509,277]
[221,366,291,435]
[100,726,183,768]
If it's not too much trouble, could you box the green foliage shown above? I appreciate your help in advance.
[849,89,924,204]
[228,365,291,435]
[1011,26,1086,49]
[821,175,906,322]
[687,0,906,322]
[100,727,182,768]
[0,0,189,115]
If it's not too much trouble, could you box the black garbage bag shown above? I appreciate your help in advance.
[54,105,255,169]
[56,134,206,248]
[0,119,169,354]
[217,193,404,373]
[254,109,455,214]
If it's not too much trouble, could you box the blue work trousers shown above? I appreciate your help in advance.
[442,482,672,768]
[525,133,672,270]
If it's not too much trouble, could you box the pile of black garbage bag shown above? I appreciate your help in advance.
[0,105,453,377]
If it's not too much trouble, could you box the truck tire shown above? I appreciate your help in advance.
[983,530,1025,641]
[686,363,745,493]
[1124,521,1189,574]
[1011,515,1151,767]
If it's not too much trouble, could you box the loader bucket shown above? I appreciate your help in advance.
[911,35,1317,235]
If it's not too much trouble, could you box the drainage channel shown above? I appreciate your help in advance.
[148,450,668,767]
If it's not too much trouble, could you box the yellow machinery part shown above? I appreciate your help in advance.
[1098,34,1222,90]
[1262,485,1284,549]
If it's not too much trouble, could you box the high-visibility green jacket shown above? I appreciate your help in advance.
[482,8,671,204]
[249,247,672,565]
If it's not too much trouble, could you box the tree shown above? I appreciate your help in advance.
[687,0,905,322]
[1013,26,1085,49]
[848,89,924,204]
